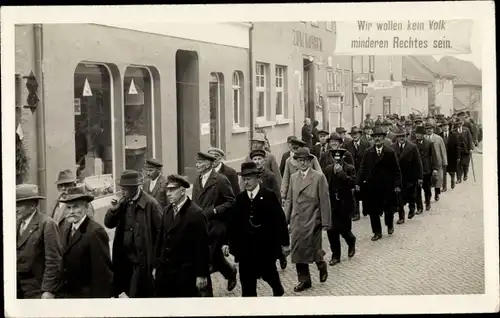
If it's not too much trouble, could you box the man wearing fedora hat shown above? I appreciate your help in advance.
[153,174,211,298]
[361,123,374,146]
[284,147,331,292]
[143,158,168,209]
[441,121,462,190]
[390,128,423,223]
[319,132,354,172]
[323,148,357,266]
[57,186,113,298]
[312,130,330,160]
[16,184,62,299]
[52,169,77,226]
[414,126,439,213]
[208,147,241,197]
[356,126,402,241]
[192,152,238,293]
[344,127,372,221]
[104,169,163,298]
[281,138,321,205]
[222,162,289,297]
[280,136,298,177]
[246,134,282,186]
[424,123,447,202]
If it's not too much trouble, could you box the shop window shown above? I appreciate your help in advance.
[74,63,114,197]
[256,62,268,120]
[275,65,287,119]
[334,69,342,92]
[326,69,334,92]
[344,71,351,106]
[123,67,154,173]
[232,71,244,126]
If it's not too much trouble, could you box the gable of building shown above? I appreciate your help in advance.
[410,56,453,78]
[402,56,434,83]
[438,56,482,86]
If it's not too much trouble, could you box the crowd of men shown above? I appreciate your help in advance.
[16,110,481,299]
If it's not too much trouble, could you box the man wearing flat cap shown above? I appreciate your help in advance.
[143,158,168,209]
[208,147,240,196]
[16,184,62,299]
[424,123,447,202]
[312,130,330,160]
[246,134,282,186]
[323,148,357,266]
[57,186,113,298]
[280,136,298,177]
[104,169,163,298]
[390,128,423,223]
[356,126,402,241]
[192,151,238,293]
[344,127,371,220]
[361,124,374,146]
[284,147,331,292]
[223,162,289,297]
[153,174,211,297]
[281,138,322,204]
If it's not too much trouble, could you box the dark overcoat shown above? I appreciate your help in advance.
[59,216,113,298]
[301,124,313,150]
[357,145,402,208]
[154,199,210,298]
[457,127,475,166]
[415,139,440,175]
[343,139,371,173]
[226,187,289,265]
[312,142,329,160]
[104,190,163,297]
[439,131,461,173]
[324,163,357,233]
[279,151,291,177]
[244,152,282,186]
[17,211,62,299]
[144,174,168,209]
[219,163,241,196]
[192,170,236,259]
[390,142,423,204]
[259,167,282,204]
[319,149,354,172]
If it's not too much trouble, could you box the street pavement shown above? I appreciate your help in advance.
[210,153,485,297]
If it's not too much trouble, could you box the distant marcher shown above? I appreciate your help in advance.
[245,134,282,186]
[311,120,320,146]
[335,127,352,145]
[209,147,241,196]
[454,118,475,183]
[143,158,168,208]
[319,132,354,171]
[280,136,298,177]
[301,118,314,150]
[424,123,447,202]
[312,130,330,159]
[414,126,439,213]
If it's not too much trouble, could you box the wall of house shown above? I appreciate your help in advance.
[454,85,482,122]
[401,83,429,115]
[435,77,455,116]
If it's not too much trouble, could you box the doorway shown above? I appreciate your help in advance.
[209,72,225,149]
[303,58,315,121]
[175,50,199,181]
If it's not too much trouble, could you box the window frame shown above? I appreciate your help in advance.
[275,65,286,120]
[334,69,343,92]
[209,72,224,148]
[343,70,351,106]
[326,68,335,92]
[232,71,242,126]
[369,56,375,73]
[326,21,333,32]
[256,62,268,121]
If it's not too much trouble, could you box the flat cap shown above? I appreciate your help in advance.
[166,174,190,189]
[287,135,298,143]
[196,152,216,162]
[335,127,347,133]
[249,149,266,159]
[318,130,329,136]
[290,138,307,147]
[207,147,225,157]
[145,158,163,168]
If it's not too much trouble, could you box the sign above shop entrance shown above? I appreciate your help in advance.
[293,30,323,52]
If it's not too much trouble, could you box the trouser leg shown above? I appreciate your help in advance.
[384,209,394,229]
[341,230,356,247]
[423,175,432,204]
[213,249,236,280]
[261,263,285,296]
[239,262,257,297]
[327,229,341,260]
[416,184,423,210]
[295,263,311,284]
[369,209,382,234]
[442,166,448,189]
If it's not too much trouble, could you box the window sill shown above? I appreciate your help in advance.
[275,118,292,126]
[232,126,250,134]
[255,120,275,128]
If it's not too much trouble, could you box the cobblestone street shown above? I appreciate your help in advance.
[211,153,485,296]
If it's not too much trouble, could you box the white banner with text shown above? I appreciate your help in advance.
[334,19,473,55]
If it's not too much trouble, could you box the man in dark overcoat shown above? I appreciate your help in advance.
[223,162,290,297]
[58,186,113,298]
[16,184,62,299]
[390,128,423,223]
[319,132,354,171]
[414,126,440,213]
[335,127,352,145]
[356,126,402,241]
[209,147,241,196]
[311,120,320,146]
[323,149,357,266]
[312,130,330,159]
[143,158,168,208]
[361,124,374,145]
[454,117,475,183]
[192,152,237,293]
[301,118,314,150]
[280,136,297,177]
[438,120,460,191]
[104,170,163,298]
[245,134,282,186]
[153,174,210,298]
[343,126,371,221]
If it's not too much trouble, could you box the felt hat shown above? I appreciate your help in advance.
[415,126,427,135]
[317,130,329,136]
[394,128,408,136]
[371,126,387,137]
[382,119,392,126]
[293,147,314,160]
[249,149,266,159]
[166,174,191,189]
[289,138,307,147]
[58,185,94,203]
[414,116,423,123]
[197,152,216,162]
[335,127,347,134]
[287,135,298,143]
[349,126,362,135]
[16,184,45,202]
[238,162,261,177]
[119,170,144,187]
[55,169,76,185]
[207,147,225,157]
[328,132,343,142]
[145,158,163,168]
[424,123,435,129]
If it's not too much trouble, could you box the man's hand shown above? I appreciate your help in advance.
[417,179,423,187]
[41,292,55,299]
[394,187,401,193]
[222,245,230,257]
[196,277,208,290]
[334,164,343,173]
[152,268,156,280]
[355,185,361,192]
[432,170,438,176]
[282,246,291,257]
[110,195,124,211]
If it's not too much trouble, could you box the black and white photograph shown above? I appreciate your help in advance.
[2,2,498,317]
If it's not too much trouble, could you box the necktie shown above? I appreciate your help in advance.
[173,204,179,216]
[71,227,77,238]
[18,220,25,237]
[249,192,253,200]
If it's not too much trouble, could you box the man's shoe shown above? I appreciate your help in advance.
[425,203,431,211]
[416,208,423,215]
[371,233,382,241]
[388,227,394,235]
[435,194,440,202]
[293,282,312,292]
[464,175,468,181]
[329,258,340,266]
[397,219,405,225]
[348,241,356,258]
[408,211,416,219]
[319,267,328,283]
[442,187,447,192]
[279,257,287,270]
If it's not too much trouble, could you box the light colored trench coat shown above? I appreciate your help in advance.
[427,133,448,188]
[280,155,322,202]
[284,169,332,264]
